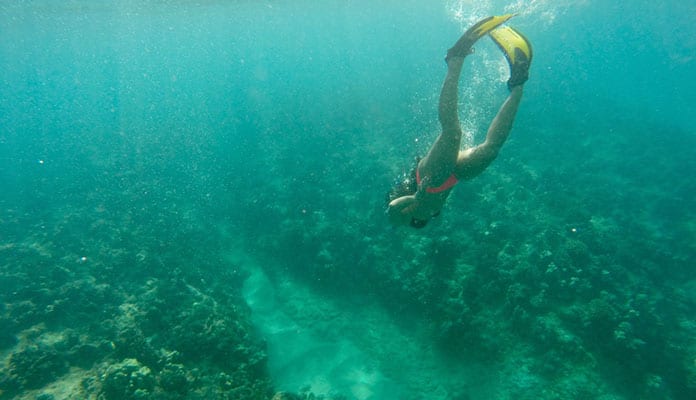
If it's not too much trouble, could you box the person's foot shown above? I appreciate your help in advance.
[489,25,533,90]
[445,14,515,63]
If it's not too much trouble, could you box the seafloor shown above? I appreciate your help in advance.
[1,107,694,399]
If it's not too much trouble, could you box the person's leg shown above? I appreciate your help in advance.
[454,86,522,180]
[455,25,532,180]
[419,15,515,180]
[418,56,466,180]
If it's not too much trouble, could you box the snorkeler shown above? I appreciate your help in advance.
[387,15,532,228]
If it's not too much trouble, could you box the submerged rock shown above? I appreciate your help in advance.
[158,363,189,395]
[270,391,347,400]
[7,345,68,390]
[272,392,302,400]
[98,358,155,400]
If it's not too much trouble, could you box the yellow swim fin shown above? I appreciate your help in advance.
[446,14,515,63]
[489,25,533,89]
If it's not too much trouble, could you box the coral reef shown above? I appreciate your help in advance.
[98,358,156,400]
[5,345,68,391]
[0,217,272,400]
[247,115,696,399]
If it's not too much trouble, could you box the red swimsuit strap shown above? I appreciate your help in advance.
[416,169,459,194]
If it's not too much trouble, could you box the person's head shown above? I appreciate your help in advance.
[385,157,430,229]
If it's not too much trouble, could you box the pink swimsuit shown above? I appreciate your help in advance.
[416,169,459,193]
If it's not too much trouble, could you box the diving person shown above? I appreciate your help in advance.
[386,15,533,228]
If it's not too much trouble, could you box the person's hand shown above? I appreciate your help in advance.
[387,195,418,225]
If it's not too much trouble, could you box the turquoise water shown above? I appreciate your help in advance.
[1,1,695,399]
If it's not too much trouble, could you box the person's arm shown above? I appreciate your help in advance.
[387,195,417,226]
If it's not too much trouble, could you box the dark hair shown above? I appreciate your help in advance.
[385,157,420,205]
[410,217,429,229]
